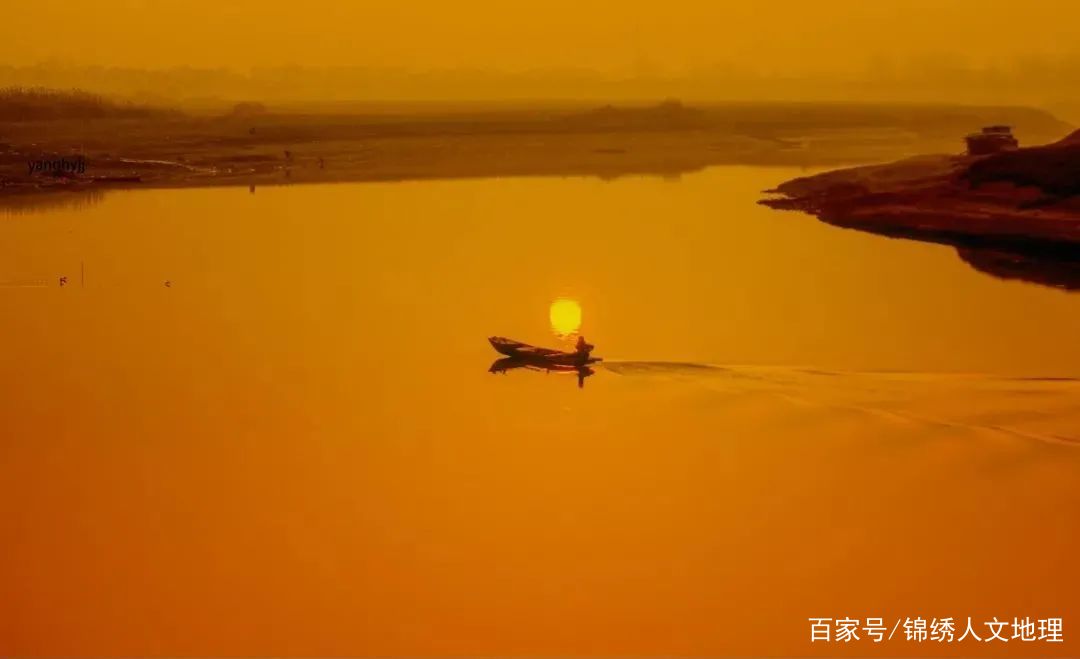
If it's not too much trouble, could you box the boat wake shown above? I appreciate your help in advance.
[603,361,1080,447]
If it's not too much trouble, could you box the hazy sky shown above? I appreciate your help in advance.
[7,0,1080,73]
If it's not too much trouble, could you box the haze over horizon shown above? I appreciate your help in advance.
[7,0,1079,74]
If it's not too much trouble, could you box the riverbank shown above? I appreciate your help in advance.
[760,130,1080,248]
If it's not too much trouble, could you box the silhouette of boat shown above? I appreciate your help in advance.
[488,336,602,388]
[489,336,602,366]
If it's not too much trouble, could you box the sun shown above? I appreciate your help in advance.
[549,298,582,337]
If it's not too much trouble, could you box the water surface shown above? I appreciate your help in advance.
[1,168,1078,656]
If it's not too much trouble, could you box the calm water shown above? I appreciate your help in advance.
[2,167,1078,656]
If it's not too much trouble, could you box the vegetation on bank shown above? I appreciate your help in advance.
[0,87,175,121]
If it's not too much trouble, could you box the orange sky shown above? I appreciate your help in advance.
[7,0,1080,73]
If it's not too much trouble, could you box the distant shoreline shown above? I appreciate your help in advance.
[2,100,1072,203]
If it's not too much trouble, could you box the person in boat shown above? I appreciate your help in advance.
[575,335,594,364]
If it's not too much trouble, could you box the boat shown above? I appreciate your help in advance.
[488,336,602,367]
[488,336,602,388]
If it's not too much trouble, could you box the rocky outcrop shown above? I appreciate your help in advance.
[761,135,1080,248]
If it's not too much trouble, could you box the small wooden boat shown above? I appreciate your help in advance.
[488,336,600,388]
[488,336,602,367]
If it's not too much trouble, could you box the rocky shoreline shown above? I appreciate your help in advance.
[760,130,1080,249]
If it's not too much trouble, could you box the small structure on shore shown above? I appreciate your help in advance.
[966,125,1019,156]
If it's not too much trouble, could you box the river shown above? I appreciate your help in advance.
[2,167,1078,656]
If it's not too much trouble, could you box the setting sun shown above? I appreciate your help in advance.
[549,298,582,337]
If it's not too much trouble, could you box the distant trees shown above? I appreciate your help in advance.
[0,87,169,121]
[564,99,706,131]
[228,101,268,118]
